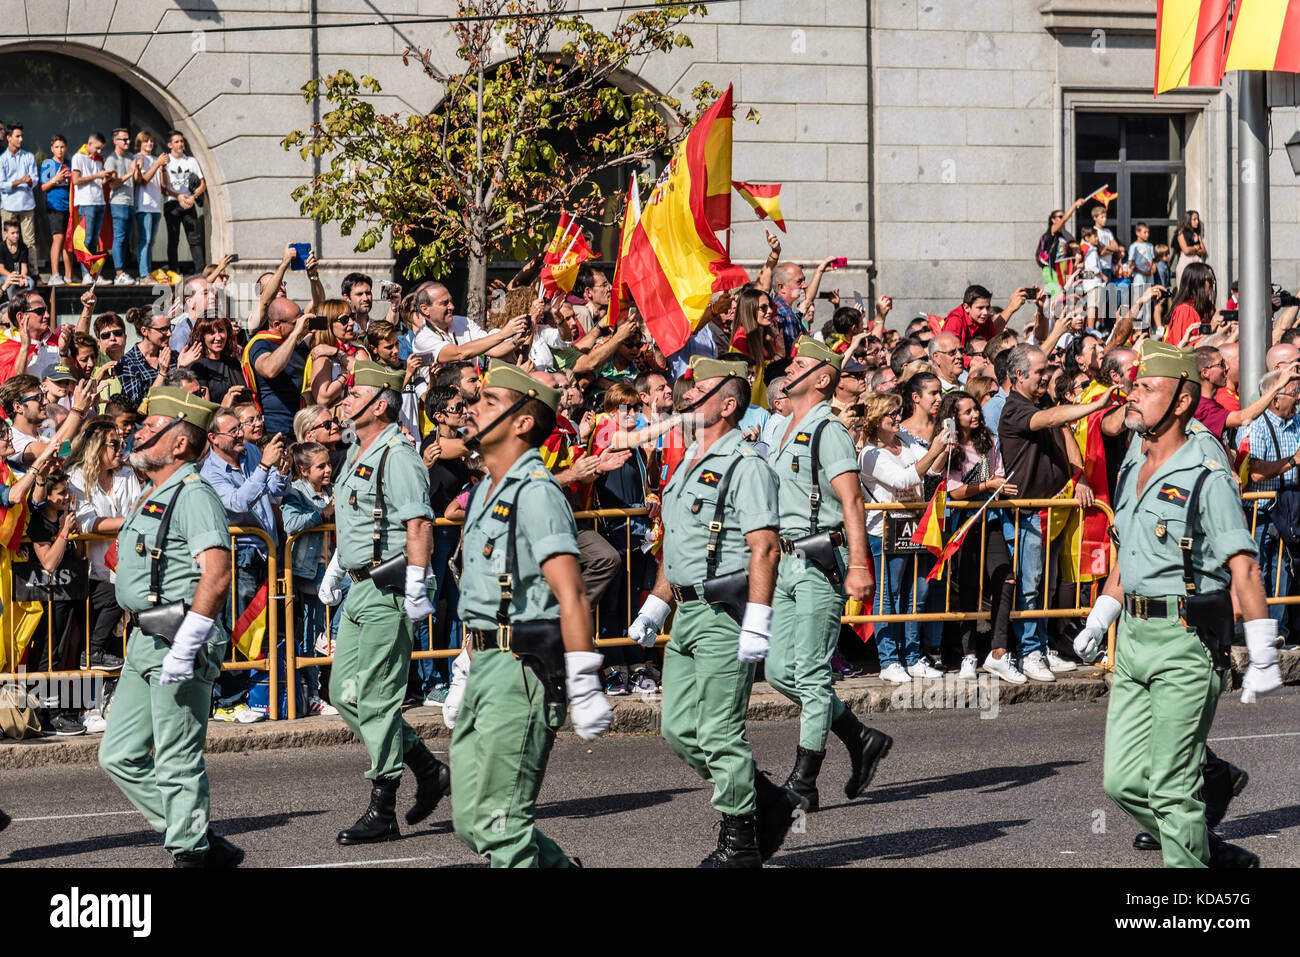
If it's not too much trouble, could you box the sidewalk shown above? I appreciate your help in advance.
[3,647,1295,769]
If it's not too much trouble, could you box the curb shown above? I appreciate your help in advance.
[3,649,1295,770]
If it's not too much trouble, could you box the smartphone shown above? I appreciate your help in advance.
[818,291,838,301]
[58,440,72,458]
[290,242,311,271]
[942,417,956,443]
[1023,285,1041,300]
[309,315,328,331]
[1199,322,1211,335]
[1220,309,1239,323]
[854,291,864,311]
[829,257,848,269]
[227,253,240,264]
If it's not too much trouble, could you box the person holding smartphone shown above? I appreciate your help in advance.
[1163,262,1218,346]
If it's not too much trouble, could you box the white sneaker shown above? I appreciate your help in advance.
[231,702,266,723]
[982,652,1028,684]
[1046,649,1078,673]
[907,659,943,679]
[79,273,92,285]
[879,662,912,684]
[306,697,338,716]
[314,632,335,656]
[958,654,978,681]
[1021,651,1056,682]
[93,273,110,285]
[114,273,135,285]
[82,709,106,733]
[48,274,65,286]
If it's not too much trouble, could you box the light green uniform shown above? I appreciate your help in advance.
[1103,435,1257,867]
[660,428,780,816]
[767,403,860,750]
[98,465,231,855]
[451,448,579,867]
[329,423,433,780]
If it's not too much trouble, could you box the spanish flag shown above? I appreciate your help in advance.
[0,460,40,676]
[910,485,946,563]
[0,327,38,381]
[1223,0,1300,74]
[1155,0,1232,94]
[607,179,642,327]
[1063,385,1116,582]
[233,581,268,661]
[65,143,111,275]
[1088,184,1118,207]
[732,181,785,232]
[621,86,749,356]
[540,213,597,299]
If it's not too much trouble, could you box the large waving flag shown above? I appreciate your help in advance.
[66,143,111,276]
[1155,0,1232,94]
[540,213,597,299]
[0,328,37,382]
[607,179,642,327]
[1223,0,1300,74]
[621,86,749,356]
[732,181,785,232]
[1063,386,1115,582]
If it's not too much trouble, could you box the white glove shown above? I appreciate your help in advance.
[442,648,471,730]
[159,611,215,685]
[1074,594,1121,663]
[629,594,670,648]
[318,553,345,606]
[403,565,434,621]
[565,651,613,741]
[1241,618,1282,704]
[737,602,773,663]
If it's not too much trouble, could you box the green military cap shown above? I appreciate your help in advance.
[482,359,561,412]
[139,386,220,431]
[688,355,748,382]
[792,335,843,372]
[353,360,406,392]
[1134,339,1200,384]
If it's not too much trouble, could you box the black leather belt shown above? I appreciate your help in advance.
[1124,594,1181,620]
[670,583,705,604]
[466,626,511,651]
[347,566,374,584]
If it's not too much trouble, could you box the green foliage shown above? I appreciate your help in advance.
[282,0,721,321]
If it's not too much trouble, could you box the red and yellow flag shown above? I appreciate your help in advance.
[1063,386,1115,582]
[621,86,749,356]
[1088,185,1118,207]
[233,581,268,661]
[1155,0,1232,94]
[540,213,597,299]
[910,485,946,563]
[65,143,111,276]
[732,181,785,232]
[607,179,642,327]
[1223,0,1300,74]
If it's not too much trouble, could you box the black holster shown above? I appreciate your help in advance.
[136,600,188,646]
[368,553,407,593]
[1181,591,1234,673]
[702,571,749,627]
[786,528,845,591]
[508,620,568,712]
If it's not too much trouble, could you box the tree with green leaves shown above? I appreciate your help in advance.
[283,0,719,325]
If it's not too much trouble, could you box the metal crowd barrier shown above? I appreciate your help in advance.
[1242,491,1296,605]
[0,526,282,719]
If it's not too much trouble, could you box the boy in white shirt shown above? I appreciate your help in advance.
[158,129,206,273]
[70,131,111,284]
[1127,221,1156,328]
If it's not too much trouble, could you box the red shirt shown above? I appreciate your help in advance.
[1164,302,1202,346]
[1194,396,1230,439]
[1218,387,1240,412]
[941,305,997,346]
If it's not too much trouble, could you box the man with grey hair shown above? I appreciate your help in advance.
[994,343,1116,682]
[929,331,966,393]
[410,282,527,364]
[758,375,790,457]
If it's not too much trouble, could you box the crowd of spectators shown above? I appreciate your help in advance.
[4,196,1300,738]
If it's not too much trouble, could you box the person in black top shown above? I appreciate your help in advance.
[177,316,245,405]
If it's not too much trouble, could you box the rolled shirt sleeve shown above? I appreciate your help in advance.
[1200,468,1259,572]
[732,455,780,535]
[519,480,580,565]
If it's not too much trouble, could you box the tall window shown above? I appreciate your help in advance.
[1075,113,1185,248]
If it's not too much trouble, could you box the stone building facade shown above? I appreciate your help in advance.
[1,0,1296,320]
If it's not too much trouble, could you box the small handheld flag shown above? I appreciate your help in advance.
[732,181,785,232]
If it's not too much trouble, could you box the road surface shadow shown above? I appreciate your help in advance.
[774,818,1033,866]
[539,787,699,819]
[858,761,1085,804]
[1217,804,1300,841]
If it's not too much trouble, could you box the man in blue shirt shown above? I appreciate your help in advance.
[0,123,39,278]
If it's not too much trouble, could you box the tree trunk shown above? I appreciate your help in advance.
[465,238,488,328]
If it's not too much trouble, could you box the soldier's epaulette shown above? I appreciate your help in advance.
[530,470,548,479]
[1188,420,1207,433]
[1204,459,1223,471]
[738,447,755,457]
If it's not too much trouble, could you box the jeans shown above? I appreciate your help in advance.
[428,526,463,688]
[1001,510,1058,659]
[1253,517,1292,639]
[109,203,133,275]
[136,210,160,277]
[867,533,923,668]
[164,200,205,272]
[80,203,105,258]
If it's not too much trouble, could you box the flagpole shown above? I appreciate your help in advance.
[1238,70,1270,401]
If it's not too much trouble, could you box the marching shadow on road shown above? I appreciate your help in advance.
[1218,804,1300,841]
[852,761,1086,805]
[774,818,1033,867]
[538,787,699,820]
[0,809,327,864]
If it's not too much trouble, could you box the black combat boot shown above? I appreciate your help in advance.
[782,747,826,811]
[404,740,452,825]
[0,807,9,833]
[1133,831,1161,851]
[753,770,808,862]
[699,813,762,868]
[831,709,893,799]
[337,777,401,845]
[1202,750,1248,830]
[171,829,245,868]
[1208,832,1259,868]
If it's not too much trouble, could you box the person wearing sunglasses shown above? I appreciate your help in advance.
[0,372,93,467]
[117,308,177,407]
[67,419,142,676]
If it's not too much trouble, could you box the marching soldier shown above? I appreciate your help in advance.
[630,355,805,867]
[766,337,893,809]
[441,359,612,867]
[98,386,243,867]
[318,361,450,845]
[1074,340,1282,867]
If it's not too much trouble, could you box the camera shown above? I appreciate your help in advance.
[582,388,608,415]
[1274,284,1300,309]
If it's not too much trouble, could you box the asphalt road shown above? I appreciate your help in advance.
[3,689,1297,868]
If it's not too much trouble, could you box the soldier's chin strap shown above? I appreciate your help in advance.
[681,375,737,413]
[781,359,832,395]
[1137,376,1188,441]
[131,416,181,454]
[465,393,532,452]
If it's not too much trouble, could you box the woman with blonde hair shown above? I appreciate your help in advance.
[305,299,370,406]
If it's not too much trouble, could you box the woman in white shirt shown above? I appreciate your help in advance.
[68,419,142,670]
[858,391,950,684]
[132,130,166,280]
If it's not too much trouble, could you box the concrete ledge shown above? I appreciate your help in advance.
[3,649,1296,769]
